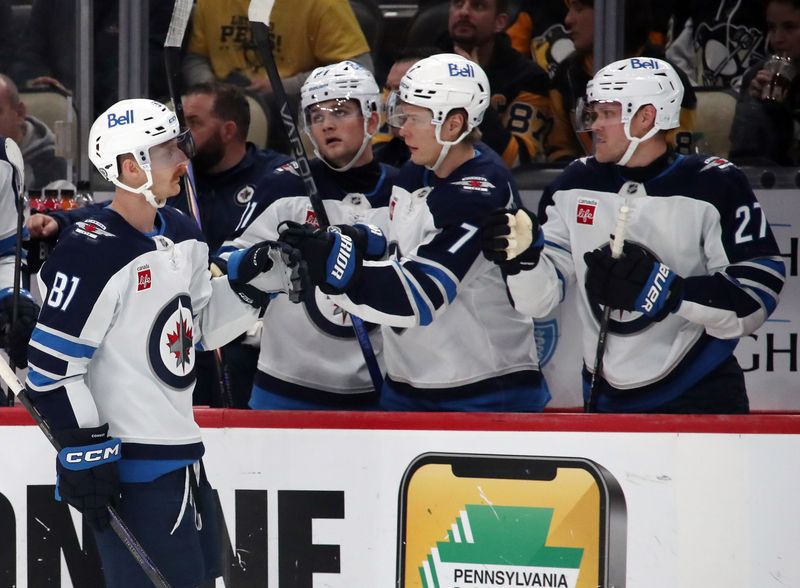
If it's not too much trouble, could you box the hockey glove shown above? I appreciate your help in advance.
[336,223,387,260]
[54,424,121,531]
[278,221,362,294]
[224,241,308,306]
[584,243,684,321]
[0,288,40,367]
[480,208,544,275]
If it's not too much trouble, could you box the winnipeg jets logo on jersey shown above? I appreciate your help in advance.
[275,161,300,176]
[576,198,598,225]
[451,176,496,193]
[700,156,734,172]
[235,184,255,205]
[75,220,115,239]
[148,294,196,390]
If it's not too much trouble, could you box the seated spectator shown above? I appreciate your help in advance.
[10,0,175,114]
[505,0,570,76]
[183,0,373,99]
[547,0,697,163]
[667,0,767,92]
[730,0,800,165]
[0,74,66,190]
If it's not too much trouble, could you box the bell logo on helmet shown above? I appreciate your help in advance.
[448,63,475,78]
[107,109,135,128]
[630,58,660,70]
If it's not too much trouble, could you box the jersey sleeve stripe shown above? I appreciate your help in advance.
[30,327,98,359]
[402,271,434,326]
[544,240,571,254]
[415,262,458,304]
[26,348,69,377]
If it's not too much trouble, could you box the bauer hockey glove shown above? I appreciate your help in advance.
[278,221,363,294]
[480,207,544,275]
[54,424,121,531]
[222,241,308,306]
[584,242,684,321]
[0,287,39,368]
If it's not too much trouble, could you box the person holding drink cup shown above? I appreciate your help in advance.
[730,0,800,165]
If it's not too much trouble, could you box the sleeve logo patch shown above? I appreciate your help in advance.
[576,198,598,225]
[235,184,255,205]
[451,176,496,192]
[136,265,152,291]
[305,207,320,228]
[75,220,115,239]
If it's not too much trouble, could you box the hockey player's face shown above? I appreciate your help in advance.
[396,104,440,166]
[449,0,507,48]
[589,103,628,163]
[306,99,366,167]
[149,139,188,197]
[565,0,594,53]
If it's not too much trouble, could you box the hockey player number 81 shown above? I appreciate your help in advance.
[734,203,767,244]
[46,272,81,311]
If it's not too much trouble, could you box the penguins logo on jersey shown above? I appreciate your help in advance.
[235,184,256,205]
[148,294,196,390]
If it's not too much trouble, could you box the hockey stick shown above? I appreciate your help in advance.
[164,0,234,408]
[247,0,384,394]
[0,355,171,588]
[2,138,25,406]
[586,205,630,413]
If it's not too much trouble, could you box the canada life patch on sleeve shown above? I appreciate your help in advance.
[389,197,397,220]
[75,220,115,239]
[304,207,320,228]
[136,264,152,291]
[451,176,496,192]
[576,198,598,225]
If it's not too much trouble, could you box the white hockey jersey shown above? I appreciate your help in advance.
[0,155,18,290]
[507,154,785,410]
[331,151,547,410]
[26,206,260,481]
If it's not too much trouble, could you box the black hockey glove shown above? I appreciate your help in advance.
[584,242,684,321]
[278,221,363,294]
[336,223,387,260]
[222,241,308,306]
[54,424,121,531]
[0,288,39,367]
[480,208,544,275]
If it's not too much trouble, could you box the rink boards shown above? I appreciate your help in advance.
[0,409,798,587]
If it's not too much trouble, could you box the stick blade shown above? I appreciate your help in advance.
[248,0,277,24]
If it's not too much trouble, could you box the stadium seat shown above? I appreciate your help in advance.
[349,0,384,60]
[18,88,79,160]
[692,87,738,158]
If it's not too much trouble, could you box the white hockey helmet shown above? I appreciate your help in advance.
[300,61,381,171]
[89,98,190,208]
[585,57,684,165]
[397,53,490,171]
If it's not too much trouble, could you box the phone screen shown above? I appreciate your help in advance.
[398,454,625,588]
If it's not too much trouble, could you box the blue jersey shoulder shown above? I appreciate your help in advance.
[156,206,205,244]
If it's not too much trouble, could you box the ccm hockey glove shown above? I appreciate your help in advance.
[223,241,308,306]
[278,221,363,294]
[0,288,39,367]
[480,208,544,275]
[54,424,121,531]
[584,243,684,321]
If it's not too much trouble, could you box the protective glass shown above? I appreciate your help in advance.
[149,137,189,169]
[574,99,623,132]
[386,101,434,129]
[304,99,362,128]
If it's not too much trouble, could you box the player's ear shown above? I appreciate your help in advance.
[366,110,380,136]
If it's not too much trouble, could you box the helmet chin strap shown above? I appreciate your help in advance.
[428,124,470,174]
[111,169,166,209]
[617,122,660,167]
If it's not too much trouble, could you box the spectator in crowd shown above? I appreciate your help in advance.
[729,0,800,166]
[220,61,396,410]
[281,54,549,412]
[183,0,372,101]
[505,0,570,76]
[439,0,554,168]
[27,82,291,408]
[10,0,176,114]
[481,57,784,413]
[667,0,767,92]
[547,0,697,163]
[0,74,66,190]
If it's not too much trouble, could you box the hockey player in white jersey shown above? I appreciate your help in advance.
[221,61,396,409]
[0,138,38,372]
[281,54,549,411]
[481,57,785,413]
[24,99,305,586]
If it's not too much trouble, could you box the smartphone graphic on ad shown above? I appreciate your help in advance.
[397,453,627,588]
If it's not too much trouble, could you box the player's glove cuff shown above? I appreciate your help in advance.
[480,208,543,275]
[335,223,386,260]
[0,288,39,367]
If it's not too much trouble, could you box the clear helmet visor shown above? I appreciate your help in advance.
[303,98,362,130]
[148,136,190,170]
[574,98,623,133]
[385,99,434,129]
